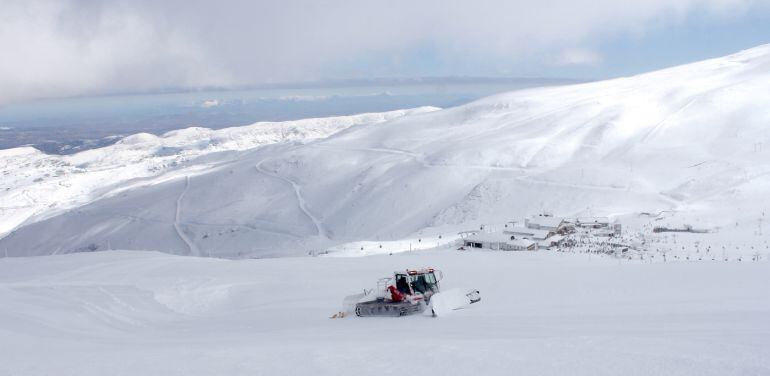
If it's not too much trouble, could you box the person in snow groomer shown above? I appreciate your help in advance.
[396,276,411,295]
[387,285,405,302]
[388,276,411,302]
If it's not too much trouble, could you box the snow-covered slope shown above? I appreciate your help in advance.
[0,107,438,238]
[4,45,770,257]
[1,250,768,375]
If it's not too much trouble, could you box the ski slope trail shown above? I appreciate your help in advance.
[174,176,201,256]
[255,158,329,240]
[313,143,633,191]
[311,144,527,172]
[20,190,34,206]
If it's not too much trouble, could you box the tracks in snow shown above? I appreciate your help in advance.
[250,143,647,243]
[310,144,526,172]
[174,176,202,256]
[255,159,329,240]
[20,190,35,207]
[311,144,634,191]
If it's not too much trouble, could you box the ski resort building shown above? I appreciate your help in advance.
[463,233,537,251]
[524,215,566,232]
[502,227,566,249]
[504,227,554,241]
[588,223,622,237]
[576,217,611,229]
[537,235,565,249]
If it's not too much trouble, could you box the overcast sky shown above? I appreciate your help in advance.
[1,0,769,105]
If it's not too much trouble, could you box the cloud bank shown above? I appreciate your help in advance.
[0,0,761,104]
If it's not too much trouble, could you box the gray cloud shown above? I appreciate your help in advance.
[0,0,760,104]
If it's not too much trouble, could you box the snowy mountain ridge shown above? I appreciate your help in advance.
[0,107,439,238]
[3,45,770,257]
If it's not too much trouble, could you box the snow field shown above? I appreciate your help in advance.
[0,250,768,376]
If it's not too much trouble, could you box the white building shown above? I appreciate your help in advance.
[576,217,611,229]
[537,235,565,249]
[504,227,554,241]
[524,215,565,232]
[503,226,568,249]
[463,232,537,251]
